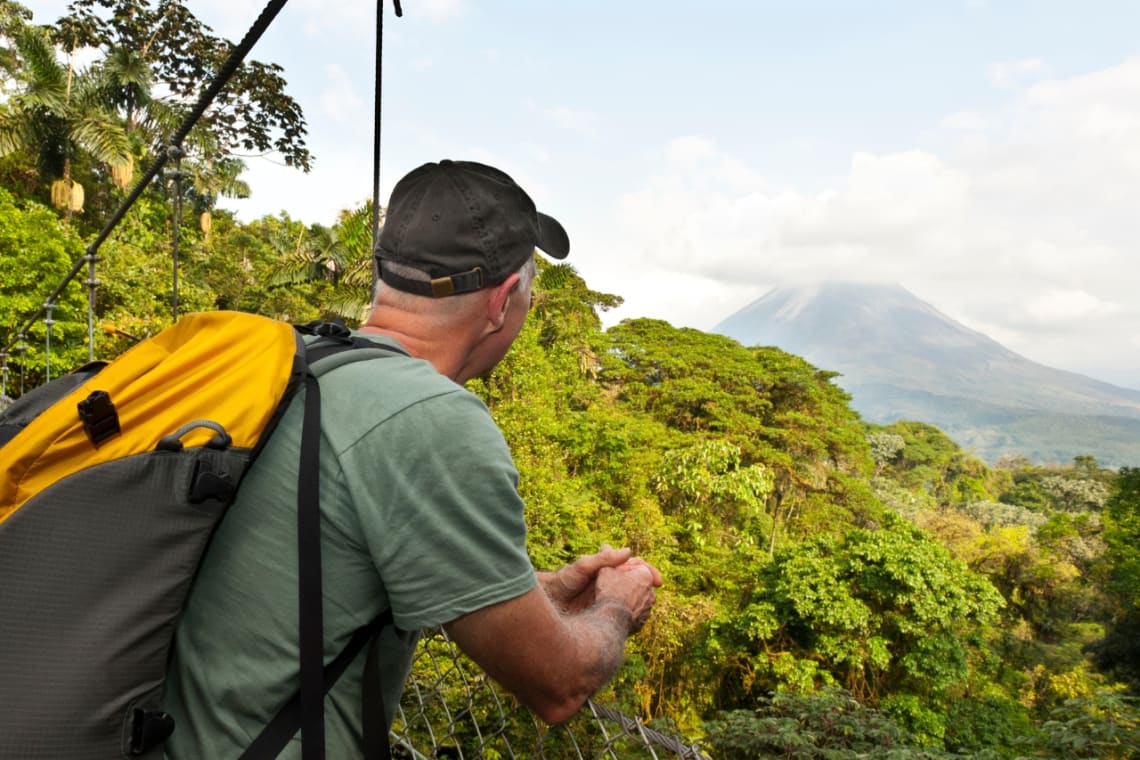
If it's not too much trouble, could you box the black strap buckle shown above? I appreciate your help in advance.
[77,390,120,447]
[128,708,175,755]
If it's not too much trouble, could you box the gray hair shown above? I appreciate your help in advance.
[374,254,536,305]
[515,255,537,293]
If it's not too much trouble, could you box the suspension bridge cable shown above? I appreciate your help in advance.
[371,0,403,291]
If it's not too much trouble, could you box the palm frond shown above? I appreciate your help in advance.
[99,46,153,92]
[0,108,33,157]
[69,109,131,165]
[322,292,371,325]
[265,259,329,287]
[336,202,377,260]
[14,28,66,112]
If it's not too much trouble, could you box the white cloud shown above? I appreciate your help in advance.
[520,143,552,164]
[1024,289,1122,323]
[317,65,366,125]
[1020,57,1140,140]
[666,136,718,164]
[594,57,1140,386]
[988,58,1051,89]
[612,144,971,289]
[545,106,601,136]
[417,0,466,22]
[941,111,988,131]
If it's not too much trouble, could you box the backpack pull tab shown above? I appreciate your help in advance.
[156,421,232,452]
[128,708,175,755]
[77,390,120,447]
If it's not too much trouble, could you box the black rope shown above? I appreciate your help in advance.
[169,146,184,320]
[2,0,292,358]
[371,0,403,291]
[16,334,25,394]
[42,303,53,382]
[83,249,99,362]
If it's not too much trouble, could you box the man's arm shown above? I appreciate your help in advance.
[444,555,659,725]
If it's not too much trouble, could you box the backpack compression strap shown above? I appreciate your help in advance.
[240,607,394,758]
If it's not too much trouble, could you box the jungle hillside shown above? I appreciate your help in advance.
[2,3,1139,758]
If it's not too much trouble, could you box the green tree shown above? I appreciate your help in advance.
[703,689,980,759]
[1023,691,1140,759]
[1000,478,1051,512]
[1095,467,1140,688]
[876,420,995,508]
[0,186,87,388]
[267,202,374,323]
[189,210,323,323]
[717,515,1004,743]
[0,23,131,216]
[55,0,312,171]
[601,319,876,549]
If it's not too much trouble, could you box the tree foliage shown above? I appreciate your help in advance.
[54,0,311,170]
[1094,467,1140,688]
[703,689,982,759]
[0,186,87,388]
[0,20,131,215]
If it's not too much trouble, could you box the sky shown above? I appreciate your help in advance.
[21,0,1140,391]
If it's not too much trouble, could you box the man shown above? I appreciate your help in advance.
[164,160,662,757]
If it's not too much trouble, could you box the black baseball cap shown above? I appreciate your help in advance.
[375,160,570,298]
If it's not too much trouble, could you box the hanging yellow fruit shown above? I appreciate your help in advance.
[68,181,84,212]
[51,179,85,211]
[110,157,134,190]
[199,210,212,239]
[50,179,69,208]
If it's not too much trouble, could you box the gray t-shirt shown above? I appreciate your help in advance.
[164,335,536,758]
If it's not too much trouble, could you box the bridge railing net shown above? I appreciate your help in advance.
[390,628,709,760]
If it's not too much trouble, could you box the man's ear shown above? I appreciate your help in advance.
[487,273,521,329]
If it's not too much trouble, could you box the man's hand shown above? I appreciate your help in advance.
[540,545,662,614]
[594,561,659,634]
[447,546,664,725]
[540,544,626,612]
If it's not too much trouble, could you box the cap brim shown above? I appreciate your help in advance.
[536,212,570,260]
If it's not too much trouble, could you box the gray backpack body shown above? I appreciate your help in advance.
[0,312,401,759]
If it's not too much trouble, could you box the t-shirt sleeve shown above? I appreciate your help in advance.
[339,386,537,631]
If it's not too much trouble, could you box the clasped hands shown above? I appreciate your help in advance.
[540,545,663,634]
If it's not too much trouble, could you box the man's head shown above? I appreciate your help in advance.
[375,160,569,298]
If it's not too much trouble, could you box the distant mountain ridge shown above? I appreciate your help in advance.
[714,282,1140,466]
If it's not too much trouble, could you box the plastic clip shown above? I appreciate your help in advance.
[77,390,120,447]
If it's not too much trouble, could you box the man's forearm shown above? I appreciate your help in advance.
[572,596,634,689]
[547,592,638,706]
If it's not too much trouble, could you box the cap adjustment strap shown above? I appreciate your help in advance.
[377,259,486,298]
[431,268,483,297]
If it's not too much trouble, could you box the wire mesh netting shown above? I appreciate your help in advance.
[390,628,709,760]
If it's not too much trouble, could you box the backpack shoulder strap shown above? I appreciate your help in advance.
[243,321,406,760]
[298,319,410,375]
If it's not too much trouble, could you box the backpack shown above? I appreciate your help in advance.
[0,310,405,760]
